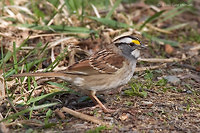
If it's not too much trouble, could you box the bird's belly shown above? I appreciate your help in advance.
[86,62,136,92]
[66,61,137,92]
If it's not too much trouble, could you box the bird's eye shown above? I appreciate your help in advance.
[131,40,141,45]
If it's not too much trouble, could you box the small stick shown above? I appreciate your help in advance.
[138,56,193,63]
[146,23,172,34]
[135,63,167,72]
[190,45,200,51]
[55,109,65,120]
[61,107,107,125]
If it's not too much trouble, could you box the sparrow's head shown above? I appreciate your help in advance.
[113,36,145,48]
[113,36,145,59]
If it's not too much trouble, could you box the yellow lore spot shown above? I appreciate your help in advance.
[132,40,140,45]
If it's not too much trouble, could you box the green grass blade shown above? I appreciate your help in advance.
[139,10,166,30]
[106,0,122,19]
[29,102,35,119]
[161,10,186,24]
[31,0,45,19]
[88,16,131,28]
[80,0,85,23]
[27,77,31,90]
[13,42,18,74]
[0,102,58,122]
[40,42,49,55]
[0,37,29,68]
[156,38,178,47]
[0,45,4,67]
[4,57,46,78]
[165,23,188,31]
[4,67,20,78]
[17,50,36,65]
[44,109,53,126]
[47,81,77,94]
[158,6,189,24]
[1,51,12,68]
[144,33,179,47]
[65,0,80,15]
[18,24,92,34]
[47,81,70,91]
[45,47,68,72]
[26,91,66,105]
[27,80,37,101]
[26,58,46,72]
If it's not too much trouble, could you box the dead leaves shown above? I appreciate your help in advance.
[165,44,174,54]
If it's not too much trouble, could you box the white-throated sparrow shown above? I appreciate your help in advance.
[13,35,145,113]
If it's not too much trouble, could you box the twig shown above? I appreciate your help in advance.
[146,23,172,34]
[29,33,63,39]
[190,45,200,51]
[55,109,65,120]
[6,98,18,113]
[174,64,197,71]
[138,56,191,63]
[143,88,159,94]
[61,107,107,125]
[48,37,79,49]
[182,73,200,83]
[135,63,167,72]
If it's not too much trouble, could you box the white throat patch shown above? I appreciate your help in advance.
[131,49,140,59]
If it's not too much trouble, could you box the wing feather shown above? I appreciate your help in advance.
[90,50,125,74]
[67,49,125,74]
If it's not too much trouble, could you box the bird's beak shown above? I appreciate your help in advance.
[137,43,147,49]
[141,44,147,48]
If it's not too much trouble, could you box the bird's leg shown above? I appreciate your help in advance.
[89,91,115,113]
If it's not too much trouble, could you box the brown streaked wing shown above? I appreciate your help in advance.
[89,50,125,74]
[67,59,100,75]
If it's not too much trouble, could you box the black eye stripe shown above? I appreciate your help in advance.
[129,43,135,46]
[115,42,135,46]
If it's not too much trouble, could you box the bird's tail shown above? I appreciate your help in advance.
[12,72,67,78]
